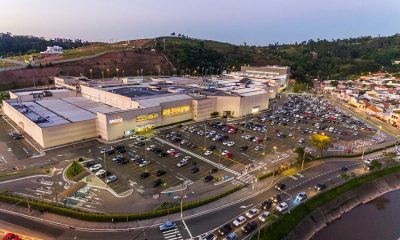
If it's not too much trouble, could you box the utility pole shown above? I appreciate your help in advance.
[301,149,306,170]
[203,122,207,150]
[163,39,166,51]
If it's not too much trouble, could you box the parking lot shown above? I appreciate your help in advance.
[73,94,390,201]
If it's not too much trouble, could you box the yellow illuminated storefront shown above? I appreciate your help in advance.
[162,105,191,116]
[136,113,159,122]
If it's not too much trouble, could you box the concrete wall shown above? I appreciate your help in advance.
[10,91,78,102]
[192,98,217,121]
[41,120,97,148]
[209,96,241,117]
[80,85,136,110]
[3,100,45,147]
[240,93,269,115]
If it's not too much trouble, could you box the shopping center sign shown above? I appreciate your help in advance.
[109,116,123,125]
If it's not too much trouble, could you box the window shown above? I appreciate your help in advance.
[163,105,191,116]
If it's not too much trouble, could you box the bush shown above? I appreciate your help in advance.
[66,161,84,179]
[210,111,220,118]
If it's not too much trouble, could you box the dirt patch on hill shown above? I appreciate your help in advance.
[0,49,173,90]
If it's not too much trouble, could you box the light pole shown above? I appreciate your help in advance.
[122,70,125,77]
[180,179,184,220]
[262,130,267,156]
[106,68,109,78]
[116,68,119,78]
[101,70,104,80]
[89,69,93,79]
[301,149,306,170]
[273,146,277,176]
[203,122,207,150]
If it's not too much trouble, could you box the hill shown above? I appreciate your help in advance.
[154,35,400,81]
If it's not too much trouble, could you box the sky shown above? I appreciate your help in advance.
[1,0,400,45]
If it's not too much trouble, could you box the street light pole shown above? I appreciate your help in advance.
[273,146,277,176]
[203,122,207,150]
[263,130,267,155]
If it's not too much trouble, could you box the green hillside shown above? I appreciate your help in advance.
[156,34,400,82]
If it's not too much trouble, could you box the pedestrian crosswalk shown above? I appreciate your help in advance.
[162,228,183,240]
[236,174,254,184]
[288,172,305,181]
[365,153,384,161]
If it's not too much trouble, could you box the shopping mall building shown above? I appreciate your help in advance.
[2,75,279,149]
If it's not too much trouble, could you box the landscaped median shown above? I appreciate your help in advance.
[0,185,242,222]
[251,164,400,240]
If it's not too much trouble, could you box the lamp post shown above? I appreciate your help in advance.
[273,146,277,176]
[101,70,104,80]
[116,68,119,78]
[106,68,110,78]
[262,130,267,156]
[89,69,93,79]
[122,70,125,77]
[203,122,207,150]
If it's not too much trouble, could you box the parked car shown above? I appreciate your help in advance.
[2,233,21,240]
[314,183,326,191]
[105,175,117,184]
[138,160,150,167]
[200,232,217,240]
[140,172,150,179]
[239,145,248,151]
[242,221,257,234]
[190,167,199,173]
[155,170,166,176]
[218,223,232,236]
[245,208,259,218]
[95,169,106,177]
[275,183,286,191]
[89,164,102,172]
[209,168,218,174]
[208,145,216,151]
[261,199,273,209]
[258,211,270,222]
[223,232,237,240]
[232,215,246,226]
[276,202,288,212]
[204,175,214,182]
[177,159,188,167]
[152,179,163,187]
[296,192,308,203]
[159,220,176,231]
[204,150,213,156]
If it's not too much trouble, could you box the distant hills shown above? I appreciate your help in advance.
[155,34,400,81]
[1,33,400,85]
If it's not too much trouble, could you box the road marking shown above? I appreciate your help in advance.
[288,175,298,180]
[240,204,253,209]
[163,228,183,240]
[155,137,240,176]
[182,219,193,239]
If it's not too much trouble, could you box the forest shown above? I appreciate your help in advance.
[0,32,89,56]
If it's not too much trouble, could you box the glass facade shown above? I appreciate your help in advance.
[162,105,191,116]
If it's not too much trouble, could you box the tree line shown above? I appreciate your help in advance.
[0,32,90,56]
[158,34,400,83]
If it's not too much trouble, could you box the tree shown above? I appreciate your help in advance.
[170,32,176,36]
[383,151,397,167]
[330,80,339,87]
[210,111,220,118]
[311,133,332,157]
[294,146,305,165]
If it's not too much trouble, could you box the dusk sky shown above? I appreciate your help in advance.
[1,0,400,45]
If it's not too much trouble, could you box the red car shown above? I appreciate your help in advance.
[3,233,21,240]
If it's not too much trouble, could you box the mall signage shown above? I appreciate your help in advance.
[109,116,123,125]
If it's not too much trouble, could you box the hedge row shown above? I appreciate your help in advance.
[313,143,396,161]
[252,164,400,240]
[0,186,242,222]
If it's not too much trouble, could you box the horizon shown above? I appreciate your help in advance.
[1,0,400,45]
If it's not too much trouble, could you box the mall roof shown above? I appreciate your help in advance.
[107,86,168,98]
[137,94,193,107]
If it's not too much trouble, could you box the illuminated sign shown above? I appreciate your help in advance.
[163,105,191,116]
[109,116,123,125]
[136,113,159,122]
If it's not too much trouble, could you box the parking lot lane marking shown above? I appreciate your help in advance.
[182,219,193,239]
[155,137,240,176]
[288,175,298,180]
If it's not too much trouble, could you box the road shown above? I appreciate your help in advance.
[0,156,378,240]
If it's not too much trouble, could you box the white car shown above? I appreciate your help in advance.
[89,164,102,172]
[138,160,150,167]
[232,215,246,226]
[95,169,106,176]
[166,149,175,154]
[183,156,191,161]
[276,202,288,212]
[177,159,188,167]
[245,208,259,218]
[204,150,213,156]
[100,147,113,153]
[296,192,308,203]
[174,153,183,158]
[146,145,155,151]
[258,211,270,222]
[254,145,263,151]
[227,141,235,147]
[129,135,138,140]
[298,138,305,143]
[222,141,229,146]
[105,175,117,184]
